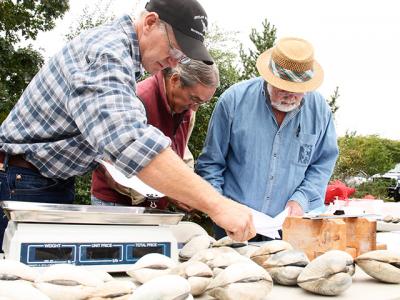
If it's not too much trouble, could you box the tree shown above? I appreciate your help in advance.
[0,0,69,122]
[65,0,114,41]
[239,18,277,81]
[328,86,340,115]
[333,133,400,180]
[189,24,241,159]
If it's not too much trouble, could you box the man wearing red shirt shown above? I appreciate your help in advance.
[91,60,219,210]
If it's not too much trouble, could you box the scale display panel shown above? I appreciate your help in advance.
[126,242,168,262]
[20,242,171,267]
[27,244,75,263]
[84,245,121,260]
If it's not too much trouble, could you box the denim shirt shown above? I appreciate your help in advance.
[196,77,339,217]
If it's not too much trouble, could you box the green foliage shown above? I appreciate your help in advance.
[328,86,340,115]
[0,0,69,122]
[189,99,218,160]
[333,133,400,180]
[204,24,241,98]
[189,25,241,159]
[0,43,44,119]
[239,18,277,80]
[0,0,69,43]
[74,173,92,205]
[353,179,393,200]
[65,0,114,41]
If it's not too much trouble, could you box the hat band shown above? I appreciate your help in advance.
[269,59,314,83]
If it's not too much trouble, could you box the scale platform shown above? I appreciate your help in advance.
[0,201,183,225]
[1,201,205,272]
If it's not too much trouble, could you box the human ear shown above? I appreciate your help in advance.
[143,12,160,34]
[170,73,181,87]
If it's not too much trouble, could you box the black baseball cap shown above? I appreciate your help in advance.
[145,0,214,65]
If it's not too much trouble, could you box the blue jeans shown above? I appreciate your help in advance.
[0,158,75,251]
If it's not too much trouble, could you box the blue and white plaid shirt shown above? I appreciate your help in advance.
[0,15,170,179]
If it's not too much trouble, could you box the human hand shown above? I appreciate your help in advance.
[209,198,256,242]
[286,200,304,216]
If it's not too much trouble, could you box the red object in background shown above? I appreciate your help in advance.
[325,180,356,204]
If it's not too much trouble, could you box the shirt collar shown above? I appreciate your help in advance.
[118,15,143,76]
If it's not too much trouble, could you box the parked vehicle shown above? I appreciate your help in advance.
[373,164,400,202]
[387,180,400,201]
[344,171,369,187]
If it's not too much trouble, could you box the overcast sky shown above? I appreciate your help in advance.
[34,0,400,140]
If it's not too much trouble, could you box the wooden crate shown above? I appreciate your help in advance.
[282,216,382,260]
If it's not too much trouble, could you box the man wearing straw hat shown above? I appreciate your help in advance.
[196,37,339,240]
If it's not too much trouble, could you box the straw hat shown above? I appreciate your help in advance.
[256,37,323,93]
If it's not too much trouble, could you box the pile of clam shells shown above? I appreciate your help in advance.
[1,234,399,299]
[382,215,400,224]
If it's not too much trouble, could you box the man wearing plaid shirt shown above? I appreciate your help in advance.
[0,0,256,247]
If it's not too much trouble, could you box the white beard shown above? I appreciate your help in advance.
[271,101,300,112]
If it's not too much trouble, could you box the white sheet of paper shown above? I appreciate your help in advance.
[251,207,289,238]
[98,159,164,198]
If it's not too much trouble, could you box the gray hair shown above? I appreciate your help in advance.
[135,11,219,88]
[163,60,220,88]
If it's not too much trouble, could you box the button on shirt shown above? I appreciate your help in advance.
[196,77,339,217]
[0,15,170,179]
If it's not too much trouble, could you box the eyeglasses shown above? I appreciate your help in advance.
[180,84,209,107]
[188,95,208,106]
[163,23,191,64]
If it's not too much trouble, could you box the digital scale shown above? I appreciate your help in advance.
[1,201,206,272]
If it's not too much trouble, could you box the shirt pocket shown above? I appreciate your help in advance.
[292,133,318,167]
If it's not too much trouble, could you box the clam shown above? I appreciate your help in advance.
[263,249,309,285]
[355,250,400,283]
[235,244,260,257]
[90,269,115,283]
[179,234,213,261]
[126,253,176,284]
[87,280,137,300]
[189,246,237,265]
[0,259,39,283]
[250,240,293,266]
[208,252,253,276]
[297,250,354,295]
[171,260,213,296]
[206,262,273,300]
[383,215,393,223]
[0,280,50,300]
[130,274,192,300]
[34,264,103,300]
[212,236,248,249]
